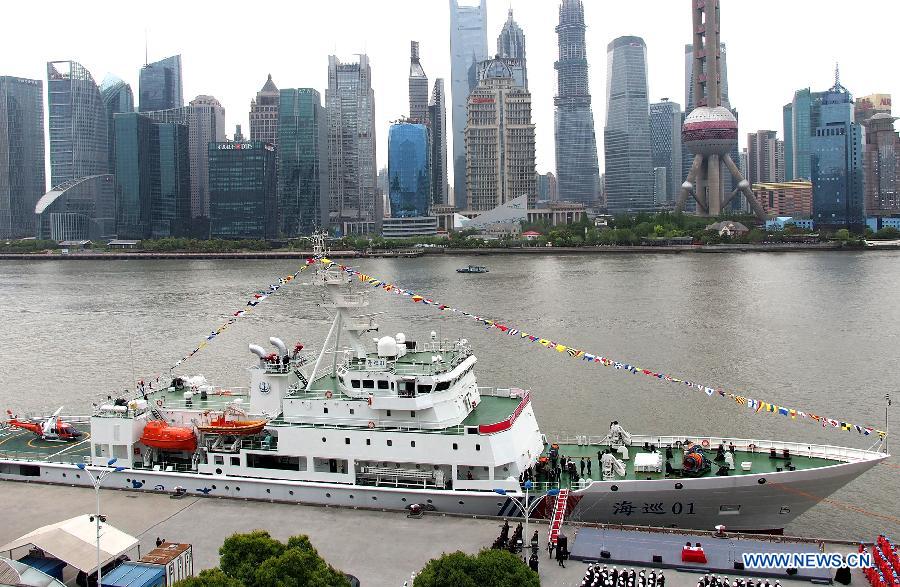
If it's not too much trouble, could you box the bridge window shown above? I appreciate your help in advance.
[435,381,451,391]
[214,456,224,465]
[363,380,375,390]
[351,380,360,389]
[230,457,240,466]
[378,380,389,390]
[247,454,304,471]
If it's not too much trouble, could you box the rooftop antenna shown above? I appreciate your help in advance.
[144,28,148,66]
[885,393,891,454]
[834,62,840,88]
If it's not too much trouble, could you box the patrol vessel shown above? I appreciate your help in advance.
[0,243,888,533]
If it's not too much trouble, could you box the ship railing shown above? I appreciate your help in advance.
[268,419,466,435]
[547,433,880,463]
[0,449,88,465]
[476,387,527,399]
[133,460,197,473]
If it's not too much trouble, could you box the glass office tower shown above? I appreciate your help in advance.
[101,76,134,175]
[0,76,45,238]
[114,112,190,239]
[604,36,653,213]
[208,141,277,240]
[388,122,431,218]
[139,55,183,112]
[278,88,328,236]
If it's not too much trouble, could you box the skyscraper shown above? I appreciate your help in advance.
[811,74,864,231]
[326,54,377,225]
[139,55,183,112]
[449,0,488,209]
[47,61,109,187]
[862,113,900,217]
[784,88,825,181]
[604,36,653,213]
[536,172,558,202]
[100,76,134,175]
[250,74,279,147]
[747,130,784,185]
[554,0,600,205]
[782,103,793,182]
[208,141,277,240]
[649,99,683,204]
[465,57,536,211]
[278,88,329,236]
[388,122,431,218]
[140,95,226,227]
[114,112,190,239]
[408,42,429,124]
[497,9,527,89]
[0,76,45,238]
[428,79,449,206]
[675,0,764,219]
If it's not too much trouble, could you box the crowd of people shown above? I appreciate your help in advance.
[863,534,899,587]
[696,574,780,587]
[579,565,666,587]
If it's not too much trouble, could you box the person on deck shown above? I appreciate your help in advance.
[580,456,586,476]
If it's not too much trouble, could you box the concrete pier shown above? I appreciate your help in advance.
[0,481,864,587]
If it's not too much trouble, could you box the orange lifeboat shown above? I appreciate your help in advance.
[196,416,268,436]
[140,420,197,452]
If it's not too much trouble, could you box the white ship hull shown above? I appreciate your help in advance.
[0,438,885,533]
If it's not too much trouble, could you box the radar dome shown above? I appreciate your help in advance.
[377,336,399,357]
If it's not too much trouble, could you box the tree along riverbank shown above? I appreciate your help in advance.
[3,241,897,260]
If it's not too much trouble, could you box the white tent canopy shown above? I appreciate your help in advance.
[1,515,138,574]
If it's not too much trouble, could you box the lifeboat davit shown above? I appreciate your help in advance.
[196,416,268,436]
[140,420,197,452]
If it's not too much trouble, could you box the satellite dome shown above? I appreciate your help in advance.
[682,106,738,156]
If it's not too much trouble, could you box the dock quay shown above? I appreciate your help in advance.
[0,481,868,587]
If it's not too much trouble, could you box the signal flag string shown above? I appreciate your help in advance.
[319,258,887,440]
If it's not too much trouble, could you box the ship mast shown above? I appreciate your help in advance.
[304,232,375,391]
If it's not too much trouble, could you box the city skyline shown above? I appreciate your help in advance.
[3,0,898,193]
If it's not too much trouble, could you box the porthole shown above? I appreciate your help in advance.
[62,473,67,478]
[458,500,465,505]
[349,495,354,499]
[675,483,683,489]
[326,493,331,498]
[212,485,217,489]
[758,478,766,484]
[235,487,240,492]
[452,443,458,450]
[126,478,131,483]
[427,499,433,504]
[289,490,294,495]
[322,437,327,443]
[215,468,222,475]
[224,486,229,490]
[410,441,415,447]
[611,485,619,491]
[266,488,271,494]
[372,496,378,501]
[402,498,407,502]
[76,474,81,479]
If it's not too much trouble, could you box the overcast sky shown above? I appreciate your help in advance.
[4,0,898,184]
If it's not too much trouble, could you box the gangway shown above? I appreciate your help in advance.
[547,488,570,549]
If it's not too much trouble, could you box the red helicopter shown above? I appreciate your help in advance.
[5,407,83,442]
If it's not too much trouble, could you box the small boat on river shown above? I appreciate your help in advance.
[456,265,489,274]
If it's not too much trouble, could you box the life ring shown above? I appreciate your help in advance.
[325,391,333,399]
[367,421,375,429]
[748,443,757,451]
[156,399,164,407]
[701,439,711,448]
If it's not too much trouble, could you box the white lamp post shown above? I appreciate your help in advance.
[77,458,126,587]
[493,481,560,552]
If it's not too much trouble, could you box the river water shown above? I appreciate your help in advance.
[0,252,897,540]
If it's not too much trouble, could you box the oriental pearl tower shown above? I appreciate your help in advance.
[675,0,765,219]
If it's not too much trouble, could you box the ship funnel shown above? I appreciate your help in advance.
[249,344,268,358]
[269,337,287,356]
